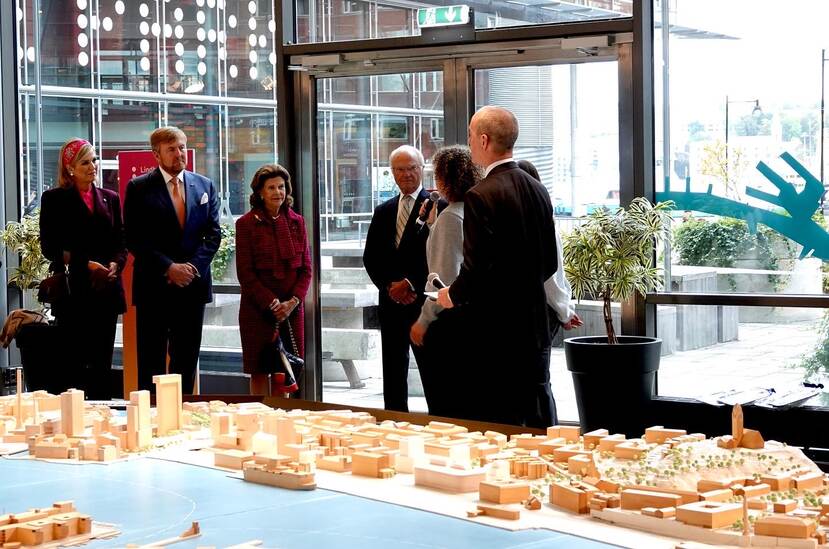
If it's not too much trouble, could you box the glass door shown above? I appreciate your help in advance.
[315,70,444,411]
[299,40,629,420]
[470,61,621,422]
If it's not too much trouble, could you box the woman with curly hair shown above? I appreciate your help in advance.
[409,145,480,417]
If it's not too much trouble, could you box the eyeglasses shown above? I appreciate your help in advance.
[392,165,421,174]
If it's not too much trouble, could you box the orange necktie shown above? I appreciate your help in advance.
[171,177,186,228]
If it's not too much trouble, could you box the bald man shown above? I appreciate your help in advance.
[437,106,558,427]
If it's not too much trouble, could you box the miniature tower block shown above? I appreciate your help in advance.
[15,368,23,428]
[732,403,744,442]
[153,374,183,437]
[719,404,764,450]
[127,390,152,450]
[60,389,85,437]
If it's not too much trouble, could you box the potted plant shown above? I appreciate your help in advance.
[0,210,50,305]
[562,197,673,436]
[0,210,67,394]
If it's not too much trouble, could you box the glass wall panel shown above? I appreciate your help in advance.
[35,96,94,201]
[295,0,631,43]
[655,304,829,408]
[226,106,277,216]
[168,102,223,186]
[35,0,92,88]
[473,62,619,422]
[224,0,278,98]
[19,94,40,213]
[17,0,277,100]
[655,0,829,296]
[16,0,34,87]
[318,73,443,243]
[15,0,278,395]
[100,99,159,193]
[296,0,412,44]
[97,0,161,92]
[476,63,620,218]
[317,70,443,412]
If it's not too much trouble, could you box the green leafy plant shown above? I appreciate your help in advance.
[673,217,796,291]
[0,210,50,291]
[211,222,236,280]
[810,210,829,294]
[699,140,747,200]
[563,198,673,344]
[799,309,829,380]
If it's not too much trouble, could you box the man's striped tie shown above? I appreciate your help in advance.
[395,194,413,247]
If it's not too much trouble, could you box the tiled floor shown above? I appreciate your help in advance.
[323,319,828,422]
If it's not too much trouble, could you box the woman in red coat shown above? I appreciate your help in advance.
[235,164,311,395]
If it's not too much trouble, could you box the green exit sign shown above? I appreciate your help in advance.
[417,5,471,28]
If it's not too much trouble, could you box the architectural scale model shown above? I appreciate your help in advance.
[197,402,827,547]
[0,374,201,462]
[583,407,829,547]
[0,500,119,547]
[2,374,827,548]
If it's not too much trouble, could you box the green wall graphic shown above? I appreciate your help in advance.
[657,152,829,261]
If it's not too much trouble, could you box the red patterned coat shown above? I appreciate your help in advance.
[235,207,311,374]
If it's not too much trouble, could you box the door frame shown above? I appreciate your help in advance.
[295,35,637,401]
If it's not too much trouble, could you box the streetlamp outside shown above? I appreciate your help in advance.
[820,49,828,203]
[724,95,762,187]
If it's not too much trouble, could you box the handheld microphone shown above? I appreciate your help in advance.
[416,191,441,232]
[427,272,446,290]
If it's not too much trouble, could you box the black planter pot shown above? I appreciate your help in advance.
[15,322,70,395]
[564,335,661,437]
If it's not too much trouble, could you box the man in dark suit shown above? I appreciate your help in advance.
[437,106,558,427]
[124,126,221,394]
[363,145,430,412]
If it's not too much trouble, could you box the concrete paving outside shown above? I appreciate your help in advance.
[322,318,828,422]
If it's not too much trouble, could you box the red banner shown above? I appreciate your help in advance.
[117,149,195,200]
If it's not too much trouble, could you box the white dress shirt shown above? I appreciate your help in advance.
[483,158,515,177]
[159,167,187,203]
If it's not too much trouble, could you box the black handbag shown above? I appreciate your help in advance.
[37,267,70,305]
[260,318,304,393]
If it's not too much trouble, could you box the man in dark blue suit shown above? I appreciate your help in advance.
[363,145,430,412]
[124,126,221,394]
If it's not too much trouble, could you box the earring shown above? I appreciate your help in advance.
[69,172,74,176]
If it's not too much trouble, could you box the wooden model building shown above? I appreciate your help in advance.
[152,374,183,437]
[3,375,827,548]
[243,455,317,490]
[198,401,827,547]
[0,500,118,546]
[585,406,828,547]
[0,374,201,463]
